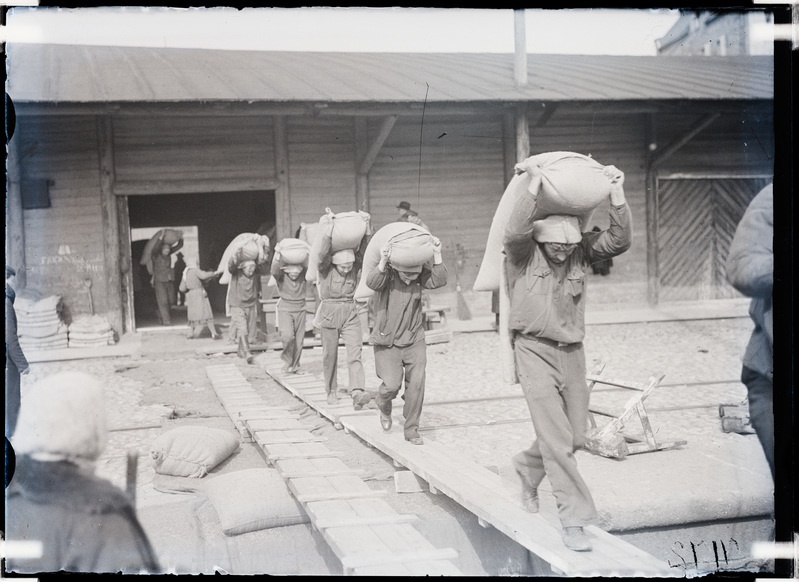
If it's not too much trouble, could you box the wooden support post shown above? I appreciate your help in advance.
[116,194,135,333]
[515,103,530,162]
[645,113,660,306]
[97,116,124,336]
[357,115,397,176]
[273,115,291,240]
[502,111,516,187]
[6,137,26,289]
[354,117,370,213]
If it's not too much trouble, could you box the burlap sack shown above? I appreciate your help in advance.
[306,209,370,283]
[354,222,432,301]
[277,238,311,266]
[217,233,271,285]
[473,151,614,292]
[139,228,184,266]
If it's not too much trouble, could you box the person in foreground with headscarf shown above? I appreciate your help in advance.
[504,166,631,552]
[5,371,160,574]
[315,222,368,406]
[366,237,447,445]
[179,258,223,340]
[725,183,773,480]
[6,265,29,437]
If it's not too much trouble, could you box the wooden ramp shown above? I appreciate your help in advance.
[258,355,678,577]
[205,363,462,576]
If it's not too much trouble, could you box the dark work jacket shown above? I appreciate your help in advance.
[5,458,160,575]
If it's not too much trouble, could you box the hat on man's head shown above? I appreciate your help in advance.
[397,201,412,211]
[13,371,108,462]
[531,215,582,244]
[332,249,355,265]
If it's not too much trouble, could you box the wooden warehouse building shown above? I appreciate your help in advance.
[6,44,774,337]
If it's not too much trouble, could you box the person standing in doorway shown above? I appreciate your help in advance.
[725,183,774,480]
[504,165,631,552]
[173,252,187,306]
[149,233,183,326]
[315,223,367,406]
[6,265,29,438]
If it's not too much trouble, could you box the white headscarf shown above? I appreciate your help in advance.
[531,214,582,244]
[13,371,108,463]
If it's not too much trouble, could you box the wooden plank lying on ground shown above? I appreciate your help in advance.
[339,414,677,578]
[261,442,341,462]
[304,498,418,529]
[253,430,327,444]
[289,475,387,503]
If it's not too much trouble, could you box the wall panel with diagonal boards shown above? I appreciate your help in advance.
[657,177,770,301]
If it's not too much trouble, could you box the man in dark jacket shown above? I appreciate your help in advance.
[726,183,774,480]
[6,265,29,437]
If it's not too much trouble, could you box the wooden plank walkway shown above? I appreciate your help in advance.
[260,355,679,578]
[205,363,462,576]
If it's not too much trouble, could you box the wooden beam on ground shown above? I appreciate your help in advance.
[358,115,398,175]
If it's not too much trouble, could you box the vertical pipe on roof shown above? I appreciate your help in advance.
[514,10,528,88]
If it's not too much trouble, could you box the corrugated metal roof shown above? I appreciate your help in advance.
[6,43,773,104]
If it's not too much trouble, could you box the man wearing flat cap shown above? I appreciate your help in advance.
[504,165,632,552]
[396,201,429,231]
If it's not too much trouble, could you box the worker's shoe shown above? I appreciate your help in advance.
[327,392,338,406]
[405,434,424,446]
[379,411,392,432]
[561,527,592,552]
[212,334,222,340]
[520,486,540,513]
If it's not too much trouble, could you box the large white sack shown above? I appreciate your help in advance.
[354,222,433,301]
[276,238,311,266]
[473,151,614,292]
[139,228,183,266]
[217,233,271,285]
[306,209,370,283]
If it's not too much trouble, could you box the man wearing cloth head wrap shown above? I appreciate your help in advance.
[504,165,632,552]
[271,241,309,374]
[315,222,368,406]
[5,371,159,574]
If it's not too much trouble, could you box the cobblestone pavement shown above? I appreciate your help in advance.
[11,315,775,575]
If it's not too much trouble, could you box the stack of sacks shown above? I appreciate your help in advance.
[473,151,615,292]
[15,294,69,351]
[306,208,371,283]
[68,314,116,348]
[355,222,434,301]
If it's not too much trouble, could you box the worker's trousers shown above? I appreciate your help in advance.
[742,365,774,480]
[374,339,426,439]
[512,334,598,528]
[278,308,305,371]
[319,304,365,395]
[153,280,174,325]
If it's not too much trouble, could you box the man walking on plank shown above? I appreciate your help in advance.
[504,165,631,552]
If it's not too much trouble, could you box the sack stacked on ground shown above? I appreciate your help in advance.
[15,294,69,351]
[150,426,240,478]
[217,233,271,285]
[473,151,614,292]
[306,209,370,283]
[354,222,434,301]
[68,314,116,348]
[276,238,311,267]
[139,228,184,266]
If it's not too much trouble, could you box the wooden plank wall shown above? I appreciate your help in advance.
[113,116,276,183]
[367,114,507,290]
[17,115,107,323]
[286,117,359,237]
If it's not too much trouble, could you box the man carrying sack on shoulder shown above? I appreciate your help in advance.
[504,165,632,552]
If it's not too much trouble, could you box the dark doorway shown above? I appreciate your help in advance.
[127,191,276,329]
